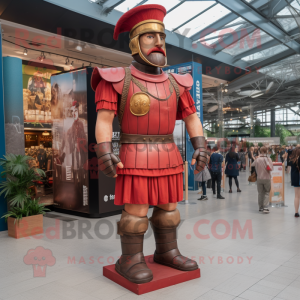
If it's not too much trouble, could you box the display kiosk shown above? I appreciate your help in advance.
[50,67,122,217]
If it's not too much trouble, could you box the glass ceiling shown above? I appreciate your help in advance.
[115,0,180,13]
[241,44,289,62]
[275,0,300,32]
[199,25,242,47]
[260,54,300,83]
[164,1,217,34]
[222,29,274,56]
[175,3,231,38]
[113,0,300,65]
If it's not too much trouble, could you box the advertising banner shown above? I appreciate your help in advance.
[49,68,121,217]
[269,162,285,206]
[245,137,280,146]
[22,62,61,129]
[285,136,300,145]
[51,70,89,213]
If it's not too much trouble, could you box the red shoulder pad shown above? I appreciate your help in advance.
[170,73,193,89]
[91,67,125,91]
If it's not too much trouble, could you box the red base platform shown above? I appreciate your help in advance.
[103,255,201,295]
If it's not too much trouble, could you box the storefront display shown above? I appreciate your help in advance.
[22,61,62,129]
[24,130,53,170]
[22,62,62,192]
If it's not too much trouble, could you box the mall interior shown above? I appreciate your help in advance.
[1,0,300,299]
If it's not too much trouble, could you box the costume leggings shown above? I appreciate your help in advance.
[228,176,239,189]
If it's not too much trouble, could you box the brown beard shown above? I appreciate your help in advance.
[146,52,166,66]
[137,48,166,67]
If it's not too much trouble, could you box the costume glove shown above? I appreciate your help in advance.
[94,142,121,177]
[191,136,207,173]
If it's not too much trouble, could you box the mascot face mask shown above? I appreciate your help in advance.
[113,5,167,68]
[137,32,167,67]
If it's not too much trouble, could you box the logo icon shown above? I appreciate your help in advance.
[104,195,108,202]
[23,246,56,277]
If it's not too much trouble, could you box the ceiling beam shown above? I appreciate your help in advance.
[285,106,300,116]
[216,0,300,54]
[274,15,295,19]
[213,25,257,55]
[228,72,266,93]
[134,0,148,8]
[232,27,300,62]
[172,2,217,32]
[101,0,126,15]
[166,0,186,14]
[265,0,289,27]
[247,48,295,71]
[190,0,270,42]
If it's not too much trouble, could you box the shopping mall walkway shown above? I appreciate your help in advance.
[0,171,299,300]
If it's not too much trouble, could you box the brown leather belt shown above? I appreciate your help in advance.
[120,133,174,144]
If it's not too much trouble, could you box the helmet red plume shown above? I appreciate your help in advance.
[113,4,167,40]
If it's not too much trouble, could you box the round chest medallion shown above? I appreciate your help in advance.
[130,92,151,116]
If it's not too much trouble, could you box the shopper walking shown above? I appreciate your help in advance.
[249,147,256,175]
[251,147,273,214]
[238,149,246,171]
[290,147,300,217]
[279,147,285,164]
[225,147,241,193]
[209,146,225,199]
[195,165,211,201]
[286,145,293,175]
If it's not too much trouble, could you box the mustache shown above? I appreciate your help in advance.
[147,47,166,56]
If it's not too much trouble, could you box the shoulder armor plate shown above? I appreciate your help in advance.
[91,67,125,91]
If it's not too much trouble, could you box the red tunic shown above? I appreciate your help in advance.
[92,65,196,205]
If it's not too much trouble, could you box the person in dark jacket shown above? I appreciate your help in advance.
[225,147,242,193]
[209,146,225,199]
[248,147,256,175]
[238,149,246,171]
[287,145,293,174]
[290,147,300,217]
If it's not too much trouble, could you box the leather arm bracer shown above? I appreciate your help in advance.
[94,142,121,178]
[190,136,208,173]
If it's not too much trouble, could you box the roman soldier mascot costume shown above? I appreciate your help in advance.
[91,4,207,284]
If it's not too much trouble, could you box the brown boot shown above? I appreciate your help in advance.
[115,210,153,284]
[150,207,198,271]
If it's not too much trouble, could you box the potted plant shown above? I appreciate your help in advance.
[0,154,50,239]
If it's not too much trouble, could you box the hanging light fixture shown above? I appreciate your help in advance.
[65,57,70,65]
[89,62,92,67]
[42,131,50,136]
[71,61,74,66]
[82,63,84,68]
[23,49,28,56]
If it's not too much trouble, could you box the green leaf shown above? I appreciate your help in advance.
[9,193,27,208]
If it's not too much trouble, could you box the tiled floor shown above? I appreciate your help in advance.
[0,171,299,300]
